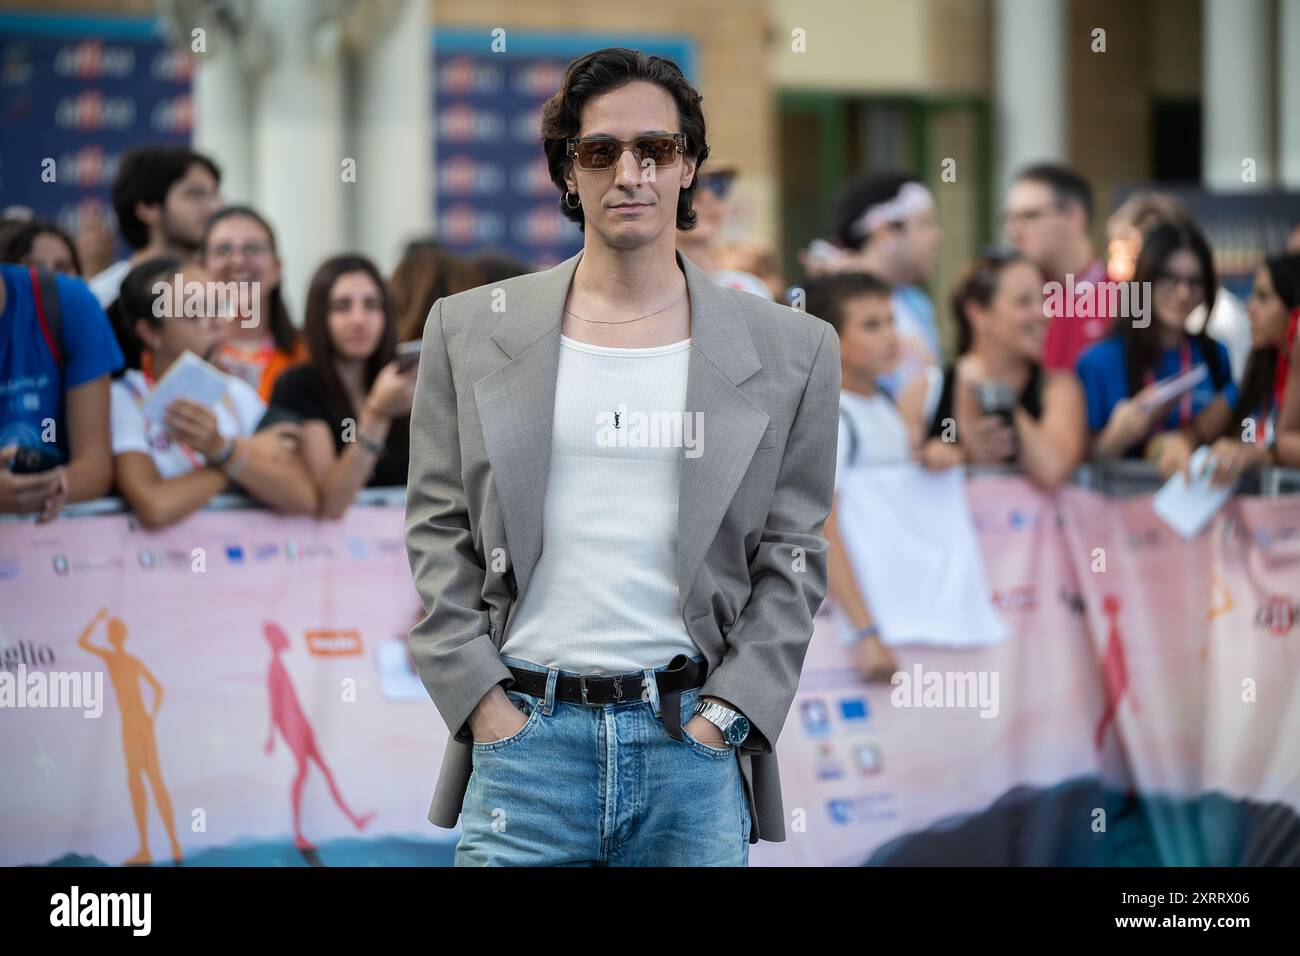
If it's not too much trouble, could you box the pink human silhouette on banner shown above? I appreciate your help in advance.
[1094,594,1139,752]
[263,622,374,851]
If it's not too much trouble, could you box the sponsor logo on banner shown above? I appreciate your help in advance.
[800,698,832,737]
[150,93,192,132]
[0,557,19,581]
[838,697,870,723]
[52,554,69,576]
[510,107,544,141]
[1255,596,1297,636]
[1253,524,1300,549]
[851,738,884,774]
[1008,509,1039,531]
[56,91,135,130]
[827,793,899,826]
[54,40,135,79]
[439,206,503,244]
[150,48,193,82]
[56,145,116,187]
[511,158,557,196]
[991,584,1037,612]
[438,105,504,142]
[2,44,34,85]
[815,741,843,780]
[513,63,564,96]
[1126,527,1167,550]
[225,545,245,564]
[438,156,504,195]
[306,629,363,657]
[439,57,502,94]
[514,206,577,244]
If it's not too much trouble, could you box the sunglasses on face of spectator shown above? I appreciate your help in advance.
[699,173,736,200]
[567,133,687,171]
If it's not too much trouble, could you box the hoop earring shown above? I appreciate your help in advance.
[564,191,581,210]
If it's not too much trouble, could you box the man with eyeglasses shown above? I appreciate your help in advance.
[1005,163,1108,371]
[88,146,223,310]
[676,162,772,299]
[405,47,840,866]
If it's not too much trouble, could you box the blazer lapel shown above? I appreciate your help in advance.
[473,249,768,612]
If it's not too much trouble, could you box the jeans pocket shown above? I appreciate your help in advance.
[681,722,735,757]
[472,690,543,753]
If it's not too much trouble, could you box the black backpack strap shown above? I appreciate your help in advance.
[30,267,66,372]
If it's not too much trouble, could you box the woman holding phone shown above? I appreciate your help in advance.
[267,254,413,517]
[899,250,1087,490]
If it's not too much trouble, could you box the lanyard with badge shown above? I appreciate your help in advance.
[1143,338,1194,428]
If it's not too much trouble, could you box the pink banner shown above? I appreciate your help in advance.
[2,478,1298,867]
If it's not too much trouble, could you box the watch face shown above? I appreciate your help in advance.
[726,715,750,745]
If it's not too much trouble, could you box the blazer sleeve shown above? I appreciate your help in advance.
[404,297,514,744]
[701,322,841,755]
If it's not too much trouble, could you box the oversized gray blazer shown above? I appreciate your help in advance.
[404,248,840,843]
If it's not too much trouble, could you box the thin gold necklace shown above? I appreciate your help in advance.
[564,290,686,325]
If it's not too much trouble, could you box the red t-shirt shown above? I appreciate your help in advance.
[1043,258,1110,372]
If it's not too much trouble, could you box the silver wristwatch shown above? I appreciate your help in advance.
[693,699,750,746]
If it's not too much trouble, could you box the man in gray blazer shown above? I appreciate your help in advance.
[404,47,839,866]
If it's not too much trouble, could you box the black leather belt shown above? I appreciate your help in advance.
[505,654,705,741]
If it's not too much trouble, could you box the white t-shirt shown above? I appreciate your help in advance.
[1187,287,1252,384]
[834,388,912,490]
[89,260,131,308]
[499,334,700,674]
[110,367,266,479]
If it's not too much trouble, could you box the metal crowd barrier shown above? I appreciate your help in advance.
[3,463,1300,524]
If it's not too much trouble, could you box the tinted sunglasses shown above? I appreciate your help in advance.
[567,133,687,171]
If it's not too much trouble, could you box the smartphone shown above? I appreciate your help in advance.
[396,341,421,373]
[9,445,60,474]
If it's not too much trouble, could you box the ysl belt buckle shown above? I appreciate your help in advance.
[579,673,626,705]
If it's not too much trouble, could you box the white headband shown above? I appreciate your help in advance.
[850,181,935,239]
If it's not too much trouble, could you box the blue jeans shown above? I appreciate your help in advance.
[455,654,752,866]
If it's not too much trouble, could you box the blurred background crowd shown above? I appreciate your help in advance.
[3,1,1300,558]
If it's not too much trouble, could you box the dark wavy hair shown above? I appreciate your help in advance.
[1233,252,1300,425]
[0,219,83,276]
[301,254,396,420]
[539,47,708,232]
[1117,219,1227,397]
[109,255,184,374]
[949,249,1036,356]
[199,205,300,356]
[111,145,220,249]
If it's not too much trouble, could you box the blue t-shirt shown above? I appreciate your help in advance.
[1075,334,1237,437]
[878,285,940,398]
[0,263,125,463]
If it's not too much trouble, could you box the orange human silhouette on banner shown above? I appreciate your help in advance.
[78,608,183,865]
[263,622,374,851]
